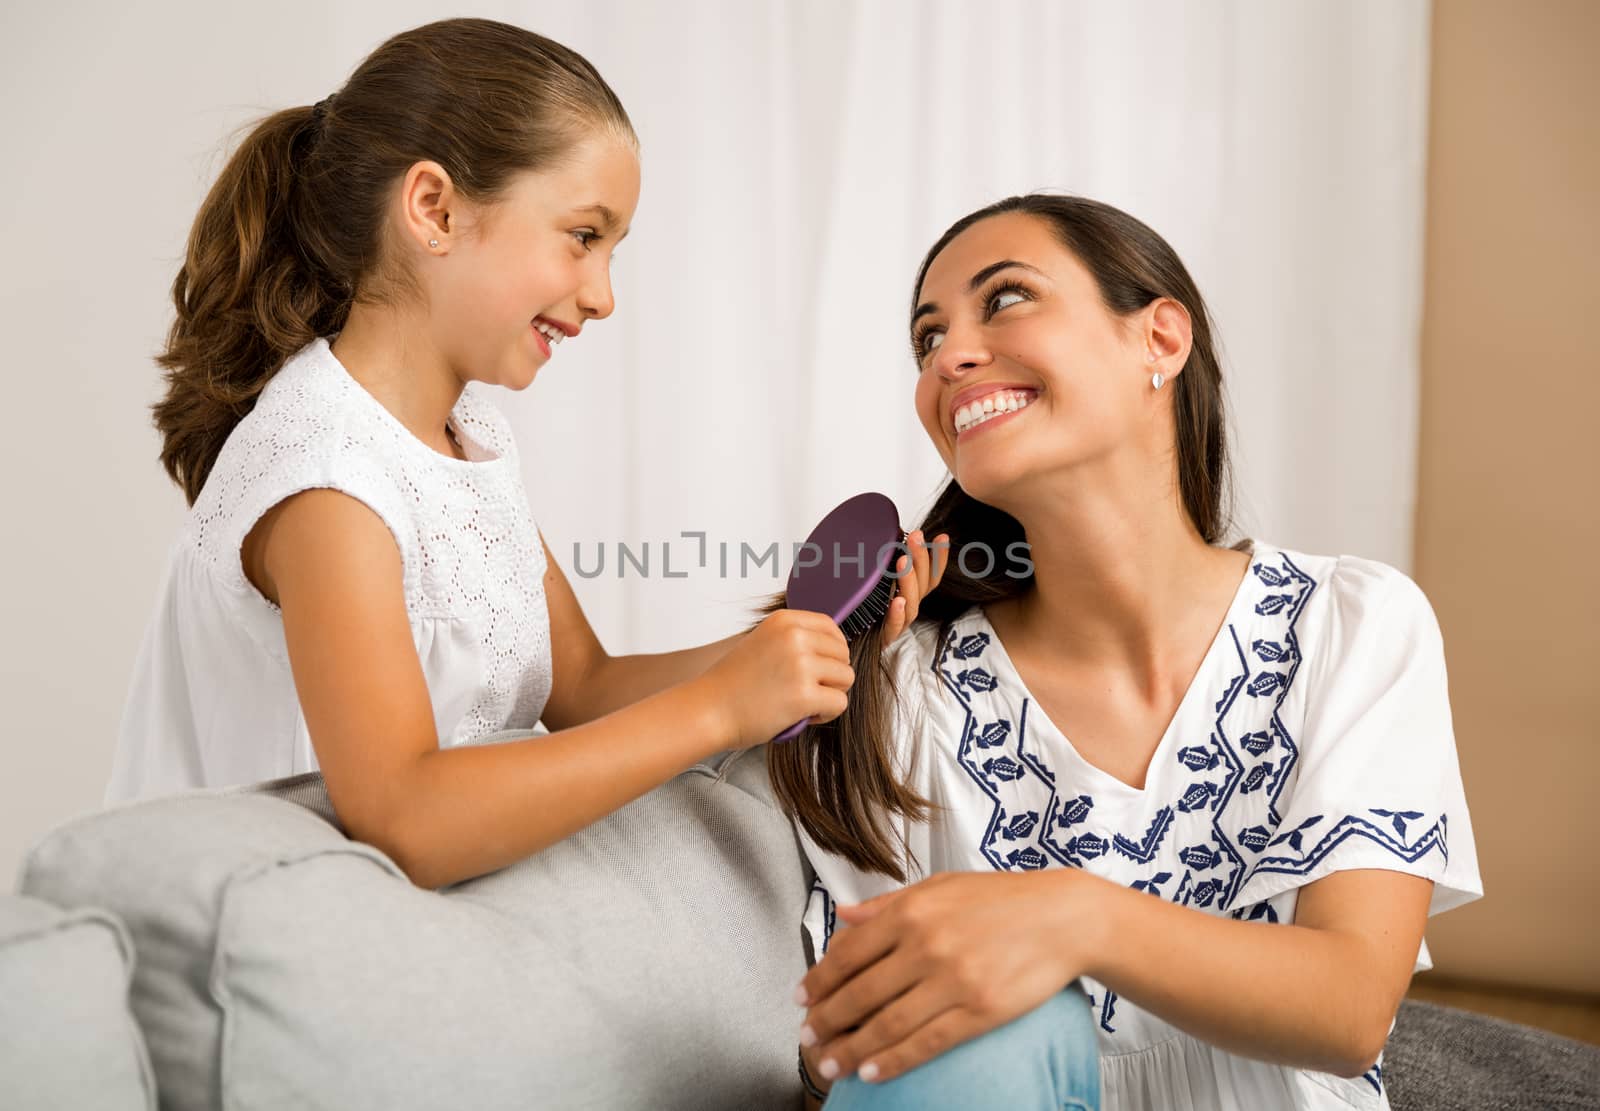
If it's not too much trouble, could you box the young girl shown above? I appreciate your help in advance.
[775,195,1482,1110]
[104,18,944,893]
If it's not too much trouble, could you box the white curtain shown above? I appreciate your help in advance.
[0,0,1431,887]
[4,0,1430,662]
[508,0,1433,653]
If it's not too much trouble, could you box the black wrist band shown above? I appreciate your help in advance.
[798,1046,829,1102]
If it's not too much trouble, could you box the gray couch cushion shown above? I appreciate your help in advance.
[1386,998,1600,1111]
[21,732,810,1110]
[0,893,157,1110]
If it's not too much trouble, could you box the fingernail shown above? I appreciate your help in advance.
[860,1062,880,1082]
[794,984,809,1006]
[799,1024,817,1047]
[820,1058,840,1080]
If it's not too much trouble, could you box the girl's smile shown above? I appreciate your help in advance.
[530,315,577,360]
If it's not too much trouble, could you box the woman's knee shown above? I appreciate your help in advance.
[823,988,1100,1111]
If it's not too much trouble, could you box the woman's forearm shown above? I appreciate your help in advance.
[378,676,732,889]
[576,633,745,722]
[1078,874,1393,1078]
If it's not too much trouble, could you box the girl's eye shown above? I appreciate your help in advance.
[571,228,599,249]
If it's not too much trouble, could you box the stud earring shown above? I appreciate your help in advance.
[428,238,439,249]
[1152,372,1165,390]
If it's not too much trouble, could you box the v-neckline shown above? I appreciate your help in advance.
[970,540,1263,798]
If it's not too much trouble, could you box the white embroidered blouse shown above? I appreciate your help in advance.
[797,540,1482,1111]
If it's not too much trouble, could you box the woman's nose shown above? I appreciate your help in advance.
[932,326,991,380]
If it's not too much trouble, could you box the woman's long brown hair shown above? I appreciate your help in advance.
[762,194,1239,881]
[152,18,635,506]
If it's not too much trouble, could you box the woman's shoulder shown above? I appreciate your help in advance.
[882,607,988,734]
[1261,541,1439,634]
[1255,541,1446,694]
[884,610,965,690]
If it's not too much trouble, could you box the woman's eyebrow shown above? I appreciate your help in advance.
[912,259,1047,324]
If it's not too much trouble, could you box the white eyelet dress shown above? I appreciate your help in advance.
[104,336,553,805]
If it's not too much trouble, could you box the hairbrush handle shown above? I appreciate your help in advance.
[772,717,810,744]
[769,491,904,744]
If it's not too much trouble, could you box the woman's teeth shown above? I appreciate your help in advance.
[954,390,1035,434]
[533,320,565,346]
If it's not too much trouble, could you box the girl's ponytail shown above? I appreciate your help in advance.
[153,103,342,506]
[150,18,636,506]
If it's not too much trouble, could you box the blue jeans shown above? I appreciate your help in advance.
[821,988,1101,1111]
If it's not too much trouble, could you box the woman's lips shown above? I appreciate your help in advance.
[956,396,1035,443]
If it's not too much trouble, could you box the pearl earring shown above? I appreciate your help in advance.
[428,238,439,248]
[1152,372,1165,390]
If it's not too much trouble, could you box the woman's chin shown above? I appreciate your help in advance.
[953,459,1022,506]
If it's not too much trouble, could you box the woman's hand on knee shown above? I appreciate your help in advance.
[796,870,1104,1085]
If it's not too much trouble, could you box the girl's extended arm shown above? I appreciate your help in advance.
[537,526,948,730]
[798,866,1431,1087]
[256,489,741,890]
[536,527,742,729]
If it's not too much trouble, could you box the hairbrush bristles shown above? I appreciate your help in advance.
[838,529,905,641]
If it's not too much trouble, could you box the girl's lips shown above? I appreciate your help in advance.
[530,321,551,358]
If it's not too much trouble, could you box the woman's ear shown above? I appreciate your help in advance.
[1144,298,1193,380]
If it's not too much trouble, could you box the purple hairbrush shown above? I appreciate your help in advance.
[771,491,906,744]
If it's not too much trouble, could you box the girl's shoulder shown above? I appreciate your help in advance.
[201,337,389,488]
[451,378,520,464]
[186,339,424,594]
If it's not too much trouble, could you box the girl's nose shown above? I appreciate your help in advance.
[578,267,615,321]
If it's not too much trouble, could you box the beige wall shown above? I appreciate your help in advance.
[1414,0,1599,993]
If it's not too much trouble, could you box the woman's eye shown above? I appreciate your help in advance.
[989,288,1027,314]
[918,331,944,358]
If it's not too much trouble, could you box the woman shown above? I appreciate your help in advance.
[769,194,1482,1110]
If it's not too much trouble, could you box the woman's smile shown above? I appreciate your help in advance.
[954,390,1040,443]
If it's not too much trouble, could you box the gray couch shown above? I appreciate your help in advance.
[7,728,1598,1109]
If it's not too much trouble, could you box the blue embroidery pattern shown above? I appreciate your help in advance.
[934,552,1323,923]
[932,549,1446,1051]
[811,878,837,957]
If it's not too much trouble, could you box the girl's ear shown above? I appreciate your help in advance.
[399,159,457,251]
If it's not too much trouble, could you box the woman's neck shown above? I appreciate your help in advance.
[984,484,1247,681]
[331,307,466,457]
